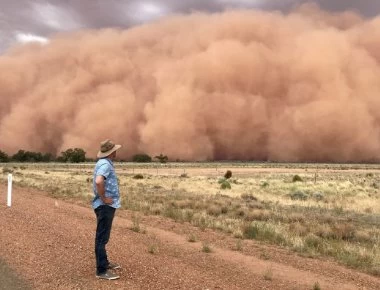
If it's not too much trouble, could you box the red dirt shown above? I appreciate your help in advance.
[0,184,379,289]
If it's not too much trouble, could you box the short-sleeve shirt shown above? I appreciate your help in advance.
[92,158,121,209]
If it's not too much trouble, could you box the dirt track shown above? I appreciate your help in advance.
[0,184,380,290]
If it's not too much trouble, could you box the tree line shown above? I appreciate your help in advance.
[0,149,168,163]
[0,148,86,163]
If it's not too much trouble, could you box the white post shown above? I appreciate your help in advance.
[7,174,12,207]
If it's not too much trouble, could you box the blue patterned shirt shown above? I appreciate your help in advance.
[92,158,121,209]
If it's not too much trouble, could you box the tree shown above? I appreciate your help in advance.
[154,153,168,163]
[12,150,28,162]
[11,150,53,162]
[0,150,9,162]
[59,148,86,163]
[41,153,54,162]
[132,154,152,163]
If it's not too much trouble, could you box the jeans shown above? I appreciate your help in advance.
[94,205,116,274]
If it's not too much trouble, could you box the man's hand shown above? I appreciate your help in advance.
[101,196,113,205]
[95,175,113,205]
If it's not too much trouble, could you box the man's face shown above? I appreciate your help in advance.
[109,151,117,160]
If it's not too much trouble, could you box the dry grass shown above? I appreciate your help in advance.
[1,162,380,275]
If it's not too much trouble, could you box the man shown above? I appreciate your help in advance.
[93,139,122,280]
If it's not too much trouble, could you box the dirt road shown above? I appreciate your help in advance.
[0,185,379,289]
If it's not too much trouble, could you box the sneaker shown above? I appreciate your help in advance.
[96,270,120,280]
[107,262,121,270]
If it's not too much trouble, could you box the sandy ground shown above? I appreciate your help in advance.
[0,184,380,290]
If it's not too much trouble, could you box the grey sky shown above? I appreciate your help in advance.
[0,0,379,52]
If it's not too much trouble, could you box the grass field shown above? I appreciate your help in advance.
[1,162,380,276]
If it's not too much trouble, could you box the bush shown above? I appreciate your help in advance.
[304,234,323,250]
[11,150,54,162]
[218,178,226,184]
[312,192,324,201]
[202,243,212,253]
[0,150,9,162]
[133,174,144,179]
[241,193,258,201]
[155,154,168,163]
[2,167,13,174]
[290,191,309,201]
[220,181,231,190]
[132,154,152,163]
[58,148,86,163]
[292,175,303,182]
[243,223,286,245]
[261,181,269,188]
[188,234,197,242]
[224,170,232,179]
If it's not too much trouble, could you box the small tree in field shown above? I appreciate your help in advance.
[132,154,152,163]
[0,150,9,162]
[59,148,86,163]
[154,153,168,163]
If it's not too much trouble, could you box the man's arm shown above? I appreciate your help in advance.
[95,175,113,205]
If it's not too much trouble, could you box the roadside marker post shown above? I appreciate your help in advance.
[7,174,12,207]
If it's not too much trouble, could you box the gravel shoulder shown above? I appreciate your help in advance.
[0,184,379,290]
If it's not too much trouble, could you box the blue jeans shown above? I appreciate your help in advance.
[94,205,116,274]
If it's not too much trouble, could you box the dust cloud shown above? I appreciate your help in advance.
[1,3,380,162]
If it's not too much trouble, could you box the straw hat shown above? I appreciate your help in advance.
[97,139,122,158]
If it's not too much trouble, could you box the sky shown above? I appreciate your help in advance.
[0,0,379,52]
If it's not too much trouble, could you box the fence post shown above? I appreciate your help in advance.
[7,174,12,207]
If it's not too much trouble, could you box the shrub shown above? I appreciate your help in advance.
[133,174,144,179]
[130,214,141,233]
[155,154,168,163]
[2,167,13,174]
[0,150,9,162]
[202,243,212,253]
[314,224,334,239]
[218,178,226,184]
[292,175,303,182]
[220,181,231,190]
[304,234,323,250]
[245,209,271,221]
[311,192,324,201]
[261,181,269,188]
[224,170,232,179]
[148,245,158,254]
[243,223,286,245]
[233,240,243,251]
[332,223,356,241]
[132,154,152,162]
[289,222,309,236]
[207,205,222,216]
[290,191,309,201]
[11,150,54,162]
[58,148,86,163]
[263,267,273,281]
[241,193,258,201]
[188,234,197,243]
